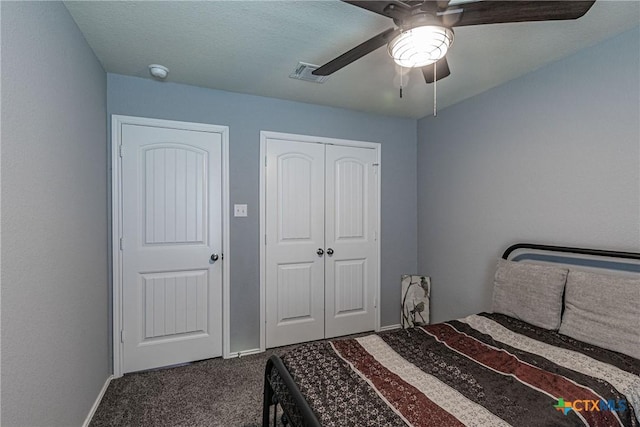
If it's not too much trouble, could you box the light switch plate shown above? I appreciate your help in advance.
[234,204,248,217]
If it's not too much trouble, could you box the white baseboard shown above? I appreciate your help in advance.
[83,375,113,427]
[378,323,401,332]
[226,347,263,358]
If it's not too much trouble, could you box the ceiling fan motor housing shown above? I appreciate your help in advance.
[395,12,445,30]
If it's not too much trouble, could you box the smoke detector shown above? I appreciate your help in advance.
[289,62,329,84]
[149,64,169,80]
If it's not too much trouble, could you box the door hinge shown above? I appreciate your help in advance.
[374,231,377,241]
[119,237,124,251]
[120,330,125,343]
[264,156,267,167]
[119,145,123,157]
[373,162,379,174]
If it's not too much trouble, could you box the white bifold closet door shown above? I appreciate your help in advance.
[265,138,377,348]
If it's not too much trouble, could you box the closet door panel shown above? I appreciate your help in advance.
[324,145,378,338]
[265,139,325,347]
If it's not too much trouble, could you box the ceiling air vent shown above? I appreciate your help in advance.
[289,62,329,84]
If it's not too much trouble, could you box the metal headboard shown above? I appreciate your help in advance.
[502,243,640,261]
[502,243,640,274]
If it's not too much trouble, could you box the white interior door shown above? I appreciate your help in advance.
[265,139,325,348]
[325,145,377,338]
[121,123,223,373]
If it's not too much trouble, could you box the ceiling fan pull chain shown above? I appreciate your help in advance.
[433,64,437,117]
[400,66,404,99]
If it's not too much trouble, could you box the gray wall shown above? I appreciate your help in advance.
[417,27,640,323]
[107,74,418,354]
[1,2,109,426]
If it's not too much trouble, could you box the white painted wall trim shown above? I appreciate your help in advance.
[111,115,231,377]
[82,375,113,427]
[259,134,267,353]
[259,131,382,351]
[220,127,232,360]
[226,348,263,358]
[378,324,401,332]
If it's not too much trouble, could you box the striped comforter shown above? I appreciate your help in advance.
[273,313,640,427]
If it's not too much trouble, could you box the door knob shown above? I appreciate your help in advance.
[326,248,334,256]
[210,253,219,262]
[316,248,324,256]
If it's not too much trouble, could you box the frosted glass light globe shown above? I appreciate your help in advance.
[388,26,454,68]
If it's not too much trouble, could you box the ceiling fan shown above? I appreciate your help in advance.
[312,1,596,84]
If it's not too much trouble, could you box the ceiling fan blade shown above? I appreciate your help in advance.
[422,57,451,84]
[343,1,412,20]
[448,1,595,27]
[313,28,401,76]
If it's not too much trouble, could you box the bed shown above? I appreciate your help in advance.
[262,243,640,427]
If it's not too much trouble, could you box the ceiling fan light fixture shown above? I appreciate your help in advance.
[388,25,454,68]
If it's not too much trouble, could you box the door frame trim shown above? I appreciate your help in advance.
[111,115,231,377]
[259,131,381,352]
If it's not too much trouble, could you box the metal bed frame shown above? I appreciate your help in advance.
[262,243,640,427]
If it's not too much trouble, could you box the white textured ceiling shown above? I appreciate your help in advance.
[64,1,639,119]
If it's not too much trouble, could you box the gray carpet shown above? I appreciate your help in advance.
[90,347,296,427]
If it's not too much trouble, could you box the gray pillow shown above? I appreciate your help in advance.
[559,270,640,359]
[492,259,568,330]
